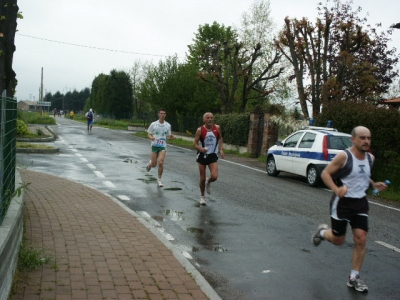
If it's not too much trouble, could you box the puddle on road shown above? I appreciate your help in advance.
[164,209,184,221]
[152,215,163,222]
[187,227,205,234]
[213,244,228,252]
[187,227,228,252]
[123,158,138,164]
[137,177,157,184]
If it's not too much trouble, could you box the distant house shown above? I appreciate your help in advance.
[17,100,40,111]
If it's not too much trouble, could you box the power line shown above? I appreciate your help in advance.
[17,33,182,58]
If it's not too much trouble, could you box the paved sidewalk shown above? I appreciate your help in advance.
[12,170,218,300]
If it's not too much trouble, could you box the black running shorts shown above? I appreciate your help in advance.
[196,152,218,165]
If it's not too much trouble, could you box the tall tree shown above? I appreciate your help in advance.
[188,22,240,113]
[0,0,20,97]
[106,70,133,119]
[237,0,287,111]
[276,0,398,119]
[138,56,219,115]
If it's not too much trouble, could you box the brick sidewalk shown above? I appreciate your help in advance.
[11,170,213,300]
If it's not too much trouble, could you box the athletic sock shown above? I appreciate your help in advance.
[350,270,359,279]
[320,229,327,238]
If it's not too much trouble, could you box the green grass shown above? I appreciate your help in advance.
[18,242,51,270]
[18,111,56,125]
[17,142,55,149]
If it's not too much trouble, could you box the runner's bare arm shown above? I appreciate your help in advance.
[193,128,206,152]
[321,151,347,197]
[217,125,225,159]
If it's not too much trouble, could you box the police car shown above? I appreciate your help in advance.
[266,126,352,187]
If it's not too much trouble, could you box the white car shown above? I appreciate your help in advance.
[266,126,352,187]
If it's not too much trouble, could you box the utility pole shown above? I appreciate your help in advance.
[39,67,44,116]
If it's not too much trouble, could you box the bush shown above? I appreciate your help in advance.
[18,111,56,125]
[318,101,400,194]
[16,119,30,136]
[215,113,250,146]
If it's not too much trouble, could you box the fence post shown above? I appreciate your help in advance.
[0,90,6,217]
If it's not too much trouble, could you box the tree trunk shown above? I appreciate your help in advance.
[0,0,18,97]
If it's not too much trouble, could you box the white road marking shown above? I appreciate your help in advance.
[369,201,400,212]
[182,252,193,259]
[375,241,400,253]
[80,158,88,163]
[93,170,105,178]
[221,159,268,174]
[75,153,82,157]
[87,164,96,169]
[71,149,78,152]
[136,211,175,241]
[117,195,130,201]
[103,181,115,188]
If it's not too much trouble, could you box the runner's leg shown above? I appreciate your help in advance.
[198,163,207,197]
[157,150,166,180]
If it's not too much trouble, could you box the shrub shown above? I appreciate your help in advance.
[17,119,30,136]
[215,113,250,146]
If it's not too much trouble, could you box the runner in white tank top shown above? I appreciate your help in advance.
[311,126,388,292]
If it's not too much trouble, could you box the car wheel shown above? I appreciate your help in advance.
[267,156,280,176]
[307,165,320,187]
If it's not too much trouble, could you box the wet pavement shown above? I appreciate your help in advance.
[11,169,220,300]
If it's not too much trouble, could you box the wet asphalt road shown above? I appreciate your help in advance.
[17,117,400,299]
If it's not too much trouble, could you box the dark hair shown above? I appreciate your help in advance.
[159,108,166,113]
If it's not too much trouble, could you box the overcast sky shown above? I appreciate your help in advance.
[14,0,400,101]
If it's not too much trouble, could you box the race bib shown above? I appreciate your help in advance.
[155,138,166,147]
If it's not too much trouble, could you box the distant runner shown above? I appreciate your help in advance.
[145,109,175,187]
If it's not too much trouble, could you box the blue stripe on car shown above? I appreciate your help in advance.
[267,149,335,161]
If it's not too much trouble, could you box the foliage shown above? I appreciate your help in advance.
[18,111,56,125]
[214,113,250,146]
[188,22,283,113]
[16,119,29,136]
[317,101,400,162]
[0,0,18,97]
[130,60,152,118]
[276,0,399,119]
[90,70,133,119]
[18,242,50,270]
[139,57,220,116]
[45,88,90,113]
[16,142,54,149]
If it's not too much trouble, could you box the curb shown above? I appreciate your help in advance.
[16,147,59,154]
[16,125,59,154]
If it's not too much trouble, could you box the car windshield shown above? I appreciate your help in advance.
[328,136,352,150]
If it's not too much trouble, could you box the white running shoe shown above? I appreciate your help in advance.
[200,196,206,206]
[157,180,163,187]
[146,160,151,172]
[311,224,328,246]
[205,178,211,194]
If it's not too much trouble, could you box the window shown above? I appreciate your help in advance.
[299,132,316,148]
[283,132,303,148]
[328,136,352,150]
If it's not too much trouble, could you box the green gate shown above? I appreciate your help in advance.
[0,91,17,224]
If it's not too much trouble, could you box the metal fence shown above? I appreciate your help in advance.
[0,91,17,225]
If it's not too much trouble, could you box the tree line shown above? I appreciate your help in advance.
[37,0,400,121]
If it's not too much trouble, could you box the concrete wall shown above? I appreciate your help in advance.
[0,170,24,299]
